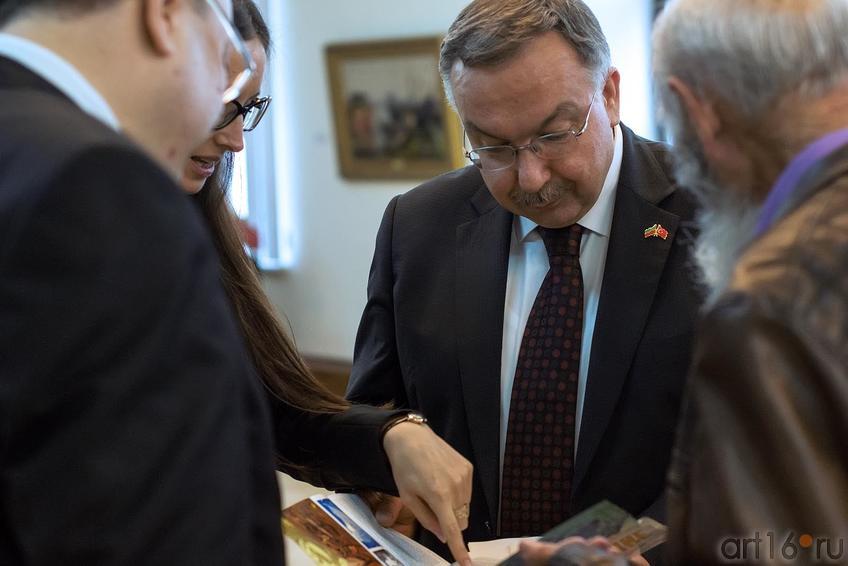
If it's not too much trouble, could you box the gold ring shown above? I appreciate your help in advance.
[454,503,470,521]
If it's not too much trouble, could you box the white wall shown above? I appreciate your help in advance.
[259,0,654,360]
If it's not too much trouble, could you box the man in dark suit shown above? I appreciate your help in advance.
[347,0,700,558]
[0,1,283,563]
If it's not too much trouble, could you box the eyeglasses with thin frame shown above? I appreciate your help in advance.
[204,0,257,103]
[215,96,272,131]
[465,92,597,172]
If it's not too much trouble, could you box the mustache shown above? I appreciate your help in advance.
[509,181,571,208]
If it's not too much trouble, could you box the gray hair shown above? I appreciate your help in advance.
[653,0,848,129]
[439,0,612,106]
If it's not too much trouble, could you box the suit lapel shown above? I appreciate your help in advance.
[456,184,512,528]
[573,127,681,490]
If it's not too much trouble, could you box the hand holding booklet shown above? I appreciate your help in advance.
[282,494,665,565]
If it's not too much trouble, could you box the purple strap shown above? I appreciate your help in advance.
[755,128,848,237]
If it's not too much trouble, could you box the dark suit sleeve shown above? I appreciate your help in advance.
[666,293,848,564]
[0,147,281,566]
[272,401,405,494]
[346,196,411,408]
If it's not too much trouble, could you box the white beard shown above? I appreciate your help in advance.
[690,185,760,306]
[667,125,761,307]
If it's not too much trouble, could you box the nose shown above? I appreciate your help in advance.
[214,118,245,153]
[515,146,551,194]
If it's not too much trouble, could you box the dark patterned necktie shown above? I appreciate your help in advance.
[500,224,584,537]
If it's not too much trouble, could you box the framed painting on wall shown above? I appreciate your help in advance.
[325,36,465,180]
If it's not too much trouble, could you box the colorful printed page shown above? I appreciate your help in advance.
[283,492,539,566]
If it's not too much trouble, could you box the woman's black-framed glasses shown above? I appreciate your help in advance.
[214,96,272,132]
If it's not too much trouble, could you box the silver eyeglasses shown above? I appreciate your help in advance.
[205,0,257,103]
[465,92,597,172]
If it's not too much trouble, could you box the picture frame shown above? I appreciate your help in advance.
[325,36,466,181]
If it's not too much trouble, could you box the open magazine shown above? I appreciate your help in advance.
[282,493,524,566]
[282,494,665,566]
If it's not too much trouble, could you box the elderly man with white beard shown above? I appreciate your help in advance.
[655,0,848,562]
[518,0,848,564]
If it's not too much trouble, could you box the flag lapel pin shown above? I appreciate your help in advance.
[644,223,669,240]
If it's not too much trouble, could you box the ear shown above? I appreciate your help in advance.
[667,76,721,150]
[142,0,181,56]
[667,75,752,188]
[601,67,621,127]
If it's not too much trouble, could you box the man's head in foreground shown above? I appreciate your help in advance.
[1,0,250,178]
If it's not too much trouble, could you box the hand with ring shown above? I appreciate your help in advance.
[382,419,474,566]
[454,503,470,522]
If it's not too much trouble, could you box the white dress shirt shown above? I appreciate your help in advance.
[0,33,119,130]
[499,124,624,487]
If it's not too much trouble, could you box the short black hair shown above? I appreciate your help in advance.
[0,0,121,27]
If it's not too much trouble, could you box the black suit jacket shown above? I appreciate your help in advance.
[0,57,283,565]
[347,126,701,554]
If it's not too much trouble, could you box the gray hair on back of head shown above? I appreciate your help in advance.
[439,0,612,107]
[653,0,848,129]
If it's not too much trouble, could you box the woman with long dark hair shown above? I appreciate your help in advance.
[180,3,472,564]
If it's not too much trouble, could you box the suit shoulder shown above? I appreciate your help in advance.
[0,93,166,208]
[0,97,184,255]
[394,165,486,214]
[625,127,673,162]
[624,130,698,220]
[2,90,127,144]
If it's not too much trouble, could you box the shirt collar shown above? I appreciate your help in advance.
[515,123,624,242]
[0,33,120,130]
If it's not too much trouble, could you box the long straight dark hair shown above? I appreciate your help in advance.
[193,0,348,414]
